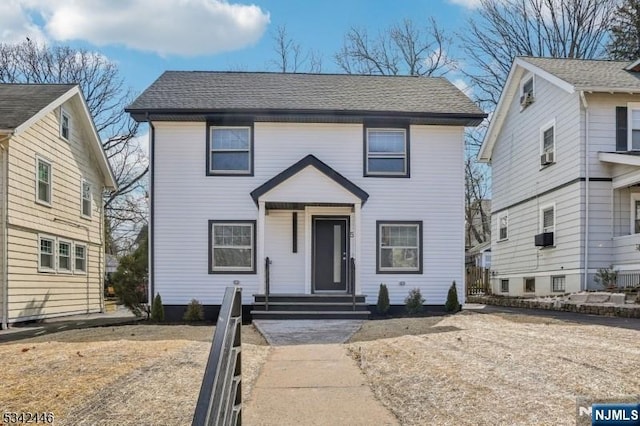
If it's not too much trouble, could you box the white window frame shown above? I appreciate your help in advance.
[35,156,52,206]
[209,126,252,175]
[81,178,92,219]
[539,118,556,167]
[57,239,73,273]
[551,275,566,293]
[74,243,87,274]
[524,277,536,293]
[497,211,508,241]
[540,203,556,234]
[377,221,422,273]
[520,74,535,110]
[60,108,71,141]
[630,193,640,234]
[38,235,56,273]
[365,128,408,177]
[209,221,255,273]
[627,102,640,151]
[500,279,509,293]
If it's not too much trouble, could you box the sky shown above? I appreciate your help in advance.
[0,0,482,97]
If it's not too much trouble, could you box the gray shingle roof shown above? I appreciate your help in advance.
[126,71,484,118]
[519,57,640,90]
[0,84,76,130]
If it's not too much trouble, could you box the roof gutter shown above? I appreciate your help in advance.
[580,90,589,292]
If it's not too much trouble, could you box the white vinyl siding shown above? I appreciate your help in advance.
[209,127,251,174]
[81,179,92,218]
[365,128,408,176]
[36,156,52,205]
[497,211,508,241]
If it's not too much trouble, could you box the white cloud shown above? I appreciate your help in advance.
[1,0,270,56]
[447,0,482,9]
[0,0,46,43]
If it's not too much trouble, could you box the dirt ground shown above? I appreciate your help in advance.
[0,324,269,425]
[346,312,640,425]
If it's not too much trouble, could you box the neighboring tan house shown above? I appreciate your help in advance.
[0,84,116,328]
[127,71,485,320]
[479,57,640,297]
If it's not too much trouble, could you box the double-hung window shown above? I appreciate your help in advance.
[377,221,422,273]
[39,236,55,271]
[552,276,566,292]
[36,157,52,205]
[540,120,555,166]
[208,126,252,175]
[81,179,92,218]
[500,279,509,293]
[630,193,640,234]
[60,109,70,141]
[58,240,72,273]
[75,244,87,273]
[541,205,555,234]
[497,211,508,241]
[209,221,256,273]
[520,75,534,109]
[365,127,409,177]
[629,104,640,150]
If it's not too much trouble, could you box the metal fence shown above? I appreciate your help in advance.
[192,287,242,426]
[617,272,640,289]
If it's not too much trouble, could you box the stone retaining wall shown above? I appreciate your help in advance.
[467,295,640,318]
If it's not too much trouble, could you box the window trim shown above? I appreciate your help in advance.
[206,123,254,176]
[627,102,640,151]
[35,156,52,207]
[81,178,92,219]
[539,203,556,235]
[74,243,87,274]
[539,118,556,168]
[376,220,423,274]
[630,193,640,234]
[60,108,71,141]
[363,124,410,178]
[38,234,56,273]
[208,220,257,274]
[497,211,508,241]
[500,279,509,293]
[551,275,566,293]
[57,239,73,274]
[524,277,536,293]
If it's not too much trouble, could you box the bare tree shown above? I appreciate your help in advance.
[465,156,491,247]
[0,40,148,252]
[608,0,640,60]
[335,18,455,76]
[269,25,322,73]
[460,0,616,109]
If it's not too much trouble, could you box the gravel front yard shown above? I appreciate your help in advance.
[1,324,269,426]
[346,312,640,425]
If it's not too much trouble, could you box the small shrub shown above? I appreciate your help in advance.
[594,265,618,290]
[183,299,205,322]
[151,293,164,322]
[445,281,461,313]
[405,288,425,315]
[377,283,390,315]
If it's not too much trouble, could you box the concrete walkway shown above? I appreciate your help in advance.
[243,344,398,425]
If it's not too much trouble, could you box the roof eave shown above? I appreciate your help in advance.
[577,86,640,94]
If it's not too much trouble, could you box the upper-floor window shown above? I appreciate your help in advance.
[520,75,534,109]
[497,211,508,241]
[81,179,92,218]
[365,127,409,177]
[540,119,556,167]
[60,109,70,141]
[208,126,252,175]
[36,157,52,206]
[540,204,555,234]
[629,104,640,150]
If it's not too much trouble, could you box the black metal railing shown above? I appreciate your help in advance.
[264,257,271,311]
[350,257,356,311]
[192,287,242,426]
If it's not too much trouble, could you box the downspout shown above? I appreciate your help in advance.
[0,134,10,329]
[148,116,154,306]
[580,91,589,291]
[99,192,104,313]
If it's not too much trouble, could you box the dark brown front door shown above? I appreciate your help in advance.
[312,217,348,292]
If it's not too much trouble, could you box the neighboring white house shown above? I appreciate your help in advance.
[479,57,640,297]
[127,72,485,320]
[0,84,117,328]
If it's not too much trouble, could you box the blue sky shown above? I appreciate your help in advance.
[0,0,481,95]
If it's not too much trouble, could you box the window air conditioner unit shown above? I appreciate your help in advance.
[534,232,554,247]
[540,151,554,166]
[520,92,534,107]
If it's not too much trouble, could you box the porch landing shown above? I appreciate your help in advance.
[251,294,370,320]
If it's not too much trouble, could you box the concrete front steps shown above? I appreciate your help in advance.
[251,294,370,320]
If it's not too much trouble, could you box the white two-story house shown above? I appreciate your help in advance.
[0,84,116,328]
[479,57,640,296]
[127,72,485,320]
